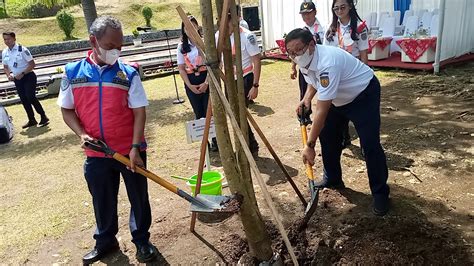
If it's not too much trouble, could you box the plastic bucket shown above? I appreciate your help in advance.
[186,171,224,196]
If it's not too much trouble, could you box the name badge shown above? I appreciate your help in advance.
[13,62,18,68]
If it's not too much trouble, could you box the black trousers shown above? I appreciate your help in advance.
[320,76,389,201]
[14,72,46,122]
[84,152,151,250]
[184,72,209,119]
[242,73,259,151]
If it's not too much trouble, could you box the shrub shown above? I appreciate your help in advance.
[20,2,62,18]
[56,10,75,39]
[142,6,153,27]
[0,6,7,19]
[132,30,140,38]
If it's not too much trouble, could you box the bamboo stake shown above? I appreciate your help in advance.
[246,109,307,207]
[190,100,213,232]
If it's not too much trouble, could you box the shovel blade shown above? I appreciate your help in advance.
[190,194,241,213]
[302,180,320,225]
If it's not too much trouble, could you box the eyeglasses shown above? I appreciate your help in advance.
[332,4,347,12]
[288,44,309,59]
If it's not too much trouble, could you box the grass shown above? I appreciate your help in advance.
[0,1,202,46]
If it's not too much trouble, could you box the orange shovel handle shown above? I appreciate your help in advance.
[300,125,315,180]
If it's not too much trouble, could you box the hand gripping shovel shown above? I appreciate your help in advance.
[298,106,320,226]
[84,140,240,214]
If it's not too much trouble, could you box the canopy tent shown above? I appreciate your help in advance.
[260,0,474,72]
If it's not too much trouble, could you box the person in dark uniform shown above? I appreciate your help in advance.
[286,28,390,216]
[2,32,49,128]
[177,16,218,151]
[291,1,325,102]
[57,16,159,264]
[324,0,370,149]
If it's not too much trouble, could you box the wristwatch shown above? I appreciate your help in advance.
[306,140,316,149]
[131,143,141,149]
[253,83,259,88]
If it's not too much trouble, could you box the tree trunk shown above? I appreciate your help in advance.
[81,0,97,32]
[212,0,273,262]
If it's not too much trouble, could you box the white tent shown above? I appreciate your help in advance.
[260,0,474,73]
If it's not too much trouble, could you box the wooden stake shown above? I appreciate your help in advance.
[247,110,308,208]
[190,100,213,232]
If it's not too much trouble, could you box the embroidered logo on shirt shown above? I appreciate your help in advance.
[320,72,330,88]
[61,76,70,91]
[360,31,368,41]
[248,34,256,45]
[24,50,31,56]
[116,71,127,80]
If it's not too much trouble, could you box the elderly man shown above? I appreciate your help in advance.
[57,16,158,263]
[285,28,390,216]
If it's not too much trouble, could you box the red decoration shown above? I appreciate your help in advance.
[368,37,392,54]
[396,37,437,62]
[276,39,287,54]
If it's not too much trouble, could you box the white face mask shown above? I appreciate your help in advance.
[96,41,120,65]
[293,46,313,69]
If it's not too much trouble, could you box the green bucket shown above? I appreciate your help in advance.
[186,171,224,196]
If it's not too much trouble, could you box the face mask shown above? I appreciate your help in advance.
[293,46,313,69]
[96,41,120,65]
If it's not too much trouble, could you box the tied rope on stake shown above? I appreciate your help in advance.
[176,6,299,265]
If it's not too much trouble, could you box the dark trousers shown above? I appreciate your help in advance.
[84,152,151,250]
[13,72,46,122]
[319,76,389,201]
[185,72,209,119]
[243,73,259,151]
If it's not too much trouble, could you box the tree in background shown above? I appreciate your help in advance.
[37,0,97,31]
[56,10,75,39]
[142,6,153,27]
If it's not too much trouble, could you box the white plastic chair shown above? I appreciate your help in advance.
[371,12,378,28]
[404,16,419,36]
[420,11,432,30]
[364,14,373,30]
[390,10,401,26]
[402,10,414,26]
[380,17,395,37]
[430,15,439,36]
[416,9,428,18]
[378,12,389,27]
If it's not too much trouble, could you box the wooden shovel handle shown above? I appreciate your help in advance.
[300,126,315,180]
[112,153,179,194]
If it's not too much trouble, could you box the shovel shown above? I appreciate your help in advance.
[84,140,240,213]
[298,106,320,226]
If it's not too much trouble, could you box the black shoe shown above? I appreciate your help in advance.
[38,116,50,127]
[342,138,351,149]
[22,120,37,129]
[210,138,219,152]
[136,242,159,263]
[82,243,120,265]
[314,179,345,189]
[250,145,259,156]
[373,198,390,216]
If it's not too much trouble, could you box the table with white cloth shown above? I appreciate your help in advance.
[368,37,392,60]
[396,37,437,63]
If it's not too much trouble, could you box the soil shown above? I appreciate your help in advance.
[22,61,474,264]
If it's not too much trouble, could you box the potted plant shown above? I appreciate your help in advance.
[132,30,142,47]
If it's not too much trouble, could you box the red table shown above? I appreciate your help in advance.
[396,37,437,62]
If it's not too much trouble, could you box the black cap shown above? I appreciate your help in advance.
[299,1,316,14]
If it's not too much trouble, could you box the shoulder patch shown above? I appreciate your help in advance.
[61,76,70,91]
[319,73,330,88]
[24,49,31,56]
[360,32,368,41]
[247,34,256,45]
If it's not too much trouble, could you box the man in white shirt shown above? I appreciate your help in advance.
[2,32,49,128]
[215,13,262,154]
[286,28,390,216]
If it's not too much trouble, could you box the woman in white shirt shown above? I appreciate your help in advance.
[177,16,217,150]
[324,0,369,149]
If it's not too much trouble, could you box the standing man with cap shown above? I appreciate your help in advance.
[2,32,49,128]
[285,28,390,216]
[57,16,159,264]
[291,1,325,112]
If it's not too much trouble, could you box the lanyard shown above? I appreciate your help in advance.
[337,23,353,53]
